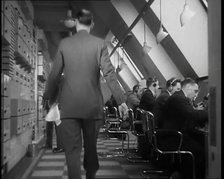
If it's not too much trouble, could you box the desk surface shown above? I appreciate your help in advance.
[195,125,208,135]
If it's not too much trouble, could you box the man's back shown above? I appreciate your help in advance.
[139,89,156,112]
[58,30,104,119]
[46,30,124,120]
[154,90,170,128]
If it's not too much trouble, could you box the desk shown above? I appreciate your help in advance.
[195,126,208,136]
[195,124,208,136]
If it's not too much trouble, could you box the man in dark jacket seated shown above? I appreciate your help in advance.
[161,78,208,179]
[138,77,160,159]
[154,77,181,128]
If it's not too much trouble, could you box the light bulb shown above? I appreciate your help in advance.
[64,19,76,28]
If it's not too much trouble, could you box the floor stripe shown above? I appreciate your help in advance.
[20,149,45,179]
[26,130,170,179]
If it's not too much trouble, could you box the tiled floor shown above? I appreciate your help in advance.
[26,131,163,179]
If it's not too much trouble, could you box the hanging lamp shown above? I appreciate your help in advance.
[156,0,168,44]
[142,22,152,54]
[116,48,121,73]
[63,9,76,28]
[180,0,195,27]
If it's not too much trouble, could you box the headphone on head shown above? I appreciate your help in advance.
[170,78,177,86]
[133,85,139,93]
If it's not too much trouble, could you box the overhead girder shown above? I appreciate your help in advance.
[130,0,198,79]
[89,1,166,85]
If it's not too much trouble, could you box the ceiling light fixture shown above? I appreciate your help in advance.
[116,47,121,73]
[156,0,168,44]
[143,22,152,54]
[180,0,195,27]
[63,9,76,28]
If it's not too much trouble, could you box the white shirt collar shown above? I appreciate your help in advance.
[167,90,172,96]
[182,89,188,98]
[149,88,156,97]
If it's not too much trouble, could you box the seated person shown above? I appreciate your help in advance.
[125,84,142,129]
[44,75,64,153]
[154,77,181,128]
[126,84,142,114]
[139,77,160,112]
[105,95,118,117]
[138,77,160,159]
[161,78,208,179]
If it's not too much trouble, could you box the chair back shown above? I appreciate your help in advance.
[142,110,155,144]
[103,106,107,120]
[153,129,183,152]
[127,108,134,130]
[153,130,195,179]
[135,108,143,120]
[133,108,144,135]
[105,106,118,119]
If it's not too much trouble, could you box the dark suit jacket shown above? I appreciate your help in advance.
[161,90,208,135]
[44,30,125,120]
[139,89,156,113]
[154,90,170,128]
[156,90,170,108]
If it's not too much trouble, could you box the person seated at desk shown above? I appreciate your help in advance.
[126,84,142,114]
[154,77,181,128]
[139,77,160,112]
[105,95,118,117]
[161,78,208,179]
[138,77,160,159]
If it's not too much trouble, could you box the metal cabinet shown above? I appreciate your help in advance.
[11,116,23,136]
[2,97,11,119]
[2,119,11,142]
[3,15,12,45]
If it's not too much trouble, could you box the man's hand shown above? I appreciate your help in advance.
[118,103,129,120]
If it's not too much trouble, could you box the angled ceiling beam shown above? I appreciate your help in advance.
[109,0,154,57]
[130,0,198,79]
[89,0,166,84]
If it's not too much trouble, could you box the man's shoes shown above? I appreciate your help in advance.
[52,147,64,153]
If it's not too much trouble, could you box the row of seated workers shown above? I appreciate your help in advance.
[104,77,208,179]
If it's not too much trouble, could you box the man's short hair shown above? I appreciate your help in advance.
[166,77,181,88]
[181,78,198,88]
[146,77,158,88]
[76,9,93,26]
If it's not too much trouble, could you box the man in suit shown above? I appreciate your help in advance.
[43,9,128,179]
[154,77,181,128]
[138,77,160,159]
[161,78,208,179]
[139,77,160,112]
